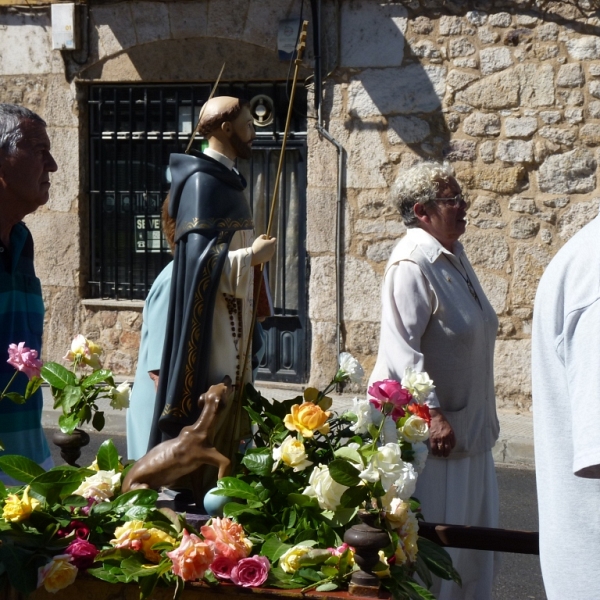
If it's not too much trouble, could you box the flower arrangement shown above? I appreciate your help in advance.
[0,354,459,600]
[1,335,130,436]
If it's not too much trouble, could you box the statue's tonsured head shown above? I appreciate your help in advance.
[198,96,250,138]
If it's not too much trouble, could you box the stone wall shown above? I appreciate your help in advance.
[307,0,600,409]
[4,0,600,408]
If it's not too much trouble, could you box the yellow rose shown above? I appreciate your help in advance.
[111,521,175,564]
[384,497,409,529]
[37,555,78,593]
[372,551,391,578]
[279,545,313,573]
[142,527,176,563]
[63,334,102,369]
[2,485,40,522]
[284,402,331,438]
[272,436,313,472]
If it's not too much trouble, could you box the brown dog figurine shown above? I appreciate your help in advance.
[122,379,232,494]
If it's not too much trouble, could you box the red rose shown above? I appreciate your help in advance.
[407,403,431,425]
[65,538,99,570]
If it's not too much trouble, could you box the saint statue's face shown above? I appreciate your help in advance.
[229,106,255,160]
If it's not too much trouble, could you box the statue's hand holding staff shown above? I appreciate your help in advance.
[251,234,276,266]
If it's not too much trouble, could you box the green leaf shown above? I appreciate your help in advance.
[111,489,159,509]
[417,537,462,584]
[81,369,113,388]
[241,448,274,476]
[288,493,319,508]
[261,535,291,562]
[339,485,370,508]
[0,543,42,595]
[58,412,80,435]
[62,384,82,412]
[0,480,6,500]
[92,410,105,432]
[316,582,338,592]
[222,502,263,518]
[0,455,45,483]
[86,566,121,584]
[29,467,84,502]
[139,571,160,598]
[296,567,323,583]
[96,439,120,471]
[333,446,363,466]
[215,477,259,501]
[24,376,43,400]
[3,392,26,405]
[323,507,357,528]
[41,362,76,389]
[328,459,361,487]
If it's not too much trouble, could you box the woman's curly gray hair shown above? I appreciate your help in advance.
[393,161,456,227]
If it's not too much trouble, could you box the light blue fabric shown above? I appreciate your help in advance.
[126,262,173,460]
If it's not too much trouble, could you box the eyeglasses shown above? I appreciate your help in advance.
[434,194,469,209]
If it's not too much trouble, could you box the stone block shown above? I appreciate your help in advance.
[447,70,480,91]
[46,126,79,213]
[455,70,519,109]
[477,271,508,313]
[534,43,560,61]
[588,101,600,119]
[558,200,600,240]
[504,116,537,138]
[581,123,600,146]
[479,140,495,162]
[242,1,298,49]
[509,196,536,214]
[24,212,80,287]
[169,3,208,39]
[385,220,406,237]
[449,37,476,58]
[470,196,502,217]
[494,339,532,405]
[467,10,487,26]
[206,0,247,39]
[463,164,527,194]
[439,15,463,35]
[345,320,381,359]
[308,320,338,389]
[354,189,398,219]
[306,188,337,254]
[91,4,137,60]
[355,219,385,235]
[480,47,513,75]
[557,63,584,88]
[461,230,509,271]
[589,80,600,99]
[496,140,533,163]
[410,40,442,60]
[509,216,539,239]
[453,58,478,69]
[131,2,169,45]
[307,128,338,188]
[366,240,396,263]
[539,111,561,124]
[0,13,52,75]
[343,257,381,322]
[488,12,512,27]
[387,116,430,145]
[478,27,500,44]
[44,77,78,128]
[511,244,552,305]
[537,22,559,41]
[340,2,408,67]
[470,218,506,229]
[589,63,600,77]
[539,148,596,194]
[444,139,477,162]
[566,36,600,60]
[412,16,433,34]
[41,286,82,364]
[539,127,576,147]
[558,89,584,106]
[308,256,336,321]
[517,64,555,108]
[463,112,501,137]
[542,196,569,209]
[516,14,539,27]
[347,65,446,117]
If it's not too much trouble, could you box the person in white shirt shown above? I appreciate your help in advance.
[369,161,499,600]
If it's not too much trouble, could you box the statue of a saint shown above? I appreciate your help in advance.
[148,96,276,500]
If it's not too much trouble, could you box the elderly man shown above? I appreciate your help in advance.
[148,96,275,500]
[0,104,57,482]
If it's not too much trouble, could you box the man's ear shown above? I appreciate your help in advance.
[220,121,232,136]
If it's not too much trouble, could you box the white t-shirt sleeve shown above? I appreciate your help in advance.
[564,298,600,478]
[378,260,440,408]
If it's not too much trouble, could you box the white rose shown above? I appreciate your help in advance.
[72,469,121,502]
[303,464,348,511]
[401,367,435,402]
[109,382,131,410]
[349,398,383,434]
[393,462,417,500]
[272,436,313,472]
[384,497,410,528]
[361,443,404,492]
[411,442,428,474]
[400,415,429,443]
[338,352,364,384]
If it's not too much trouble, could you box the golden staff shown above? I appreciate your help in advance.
[234,20,309,408]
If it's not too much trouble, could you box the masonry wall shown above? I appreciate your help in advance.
[2,0,600,410]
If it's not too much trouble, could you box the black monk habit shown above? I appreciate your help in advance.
[148,151,253,448]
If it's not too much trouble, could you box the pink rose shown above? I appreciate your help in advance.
[368,379,412,421]
[210,555,237,580]
[230,555,270,588]
[7,342,42,379]
[65,538,99,570]
[167,529,214,581]
[201,517,252,561]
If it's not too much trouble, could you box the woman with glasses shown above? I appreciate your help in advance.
[369,161,499,600]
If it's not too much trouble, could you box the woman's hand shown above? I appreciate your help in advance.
[428,408,456,457]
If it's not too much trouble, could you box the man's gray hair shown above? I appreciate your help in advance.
[0,104,46,155]
[393,161,456,227]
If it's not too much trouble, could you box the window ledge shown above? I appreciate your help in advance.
[81,298,145,310]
